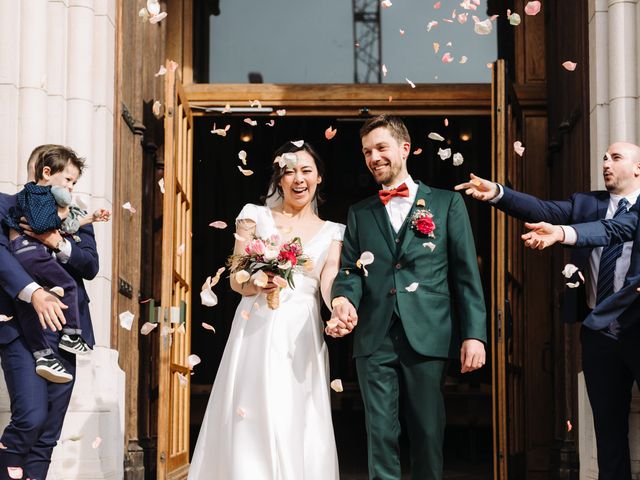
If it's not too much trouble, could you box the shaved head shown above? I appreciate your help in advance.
[602,142,640,195]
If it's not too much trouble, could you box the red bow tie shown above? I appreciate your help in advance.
[379,183,409,206]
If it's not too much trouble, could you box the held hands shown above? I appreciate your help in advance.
[31,288,67,331]
[453,173,500,202]
[521,222,565,250]
[326,297,358,338]
[460,339,486,373]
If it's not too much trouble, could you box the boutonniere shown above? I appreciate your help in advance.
[410,203,436,237]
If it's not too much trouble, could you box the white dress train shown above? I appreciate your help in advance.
[188,204,343,480]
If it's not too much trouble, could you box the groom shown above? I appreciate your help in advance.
[331,115,487,480]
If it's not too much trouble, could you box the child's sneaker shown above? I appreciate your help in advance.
[35,355,73,383]
[59,334,91,355]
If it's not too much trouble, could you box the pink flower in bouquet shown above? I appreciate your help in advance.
[245,238,265,256]
[279,250,298,266]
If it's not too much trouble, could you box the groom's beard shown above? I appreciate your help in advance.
[371,162,402,187]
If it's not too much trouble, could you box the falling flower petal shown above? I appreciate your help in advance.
[233,233,247,242]
[388,95,393,102]
[406,78,416,88]
[200,279,218,307]
[7,467,23,479]
[119,310,135,330]
[429,132,445,141]
[524,1,541,15]
[399,29,405,35]
[147,0,160,15]
[405,282,420,292]
[0,315,13,322]
[50,286,64,297]
[140,322,158,335]
[508,12,521,25]
[240,310,250,320]
[176,243,185,257]
[92,436,102,449]
[237,166,254,176]
[382,64,388,77]
[291,140,304,147]
[437,148,452,160]
[433,42,440,54]
[566,281,580,288]
[235,270,251,283]
[325,126,337,140]
[578,271,585,283]
[250,99,262,108]
[453,152,464,166]
[154,65,167,77]
[236,407,246,417]
[427,20,438,31]
[139,8,150,21]
[442,52,454,64]
[211,124,231,136]
[567,420,573,432]
[562,61,577,71]
[562,264,579,278]
[413,148,423,155]
[473,18,493,35]
[158,178,165,194]
[442,18,454,23]
[243,118,257,127]
[251,270,269,288]
[149,12,167,24]
[188,354,201,370]
[177,372,188,387]
[221,104,231,114]
[356,251,375,277]
[122,201,136,213]
[331,379,344,392]
[459,56,468,64]
[381,0,392,8]
[152,100,163,118]
[458,12,469,23]
[202,322,216,332]
[238,150,247,165]
[275,109,286,116]
[272,275,288,289]
[209,221,227,229]
[514,141,525,156]
[266,119,275,127]
[161,325,174,336]
[423,242,436,251]
[433,1,441,8]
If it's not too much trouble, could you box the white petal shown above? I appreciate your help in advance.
[276,109,287,116]
[452,152,464,166]
[235,270,251,284]
[251,270,269,288]
[154,65,167,77]
[238,150,247,164]
[152,100,163,118]
[423,242,436,251]
[200,287,218,307]
[0,314,13,322]
[437,148,452,160]
[405,282,420,292]
[92,436,102,449]
[514,141,525,156]
[188,354,201,369]
[49,286,64,297]
[202,322,216,332]
[473,18,493,35]
[405,77,416,88]
[146,0,160,15]
[237,166,254,176]
[330,379,344,393]
[566,281,580,289]
[234,233,247,242]
[119,310,135,330]
[140,322,158,335]
[149,12,167,24]
[358,251,375,266]
[381,0,392,8]
[561,264,579,279]
[177,372,188,387]
[291,140,304,147]
[7,467,23,479]
[429,132,445,142]
[176,243,185,257]
[243,118,257,127]
[562,61,577,71]
[158,178,165,194]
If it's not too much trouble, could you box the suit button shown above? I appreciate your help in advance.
[395,263,401,270]
[395,238,400,243]
[389,288,397,295]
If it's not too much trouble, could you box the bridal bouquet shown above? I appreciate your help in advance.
[228,235,311,309]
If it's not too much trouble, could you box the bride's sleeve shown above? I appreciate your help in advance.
[235,203,259,229]
[332,223,346,242]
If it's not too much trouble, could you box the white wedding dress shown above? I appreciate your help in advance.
[188,204,344,480]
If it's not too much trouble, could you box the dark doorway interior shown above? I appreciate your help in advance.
[189,114,493,479]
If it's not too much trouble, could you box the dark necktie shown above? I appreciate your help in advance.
[378,183,409,206]
[595,197,629,305]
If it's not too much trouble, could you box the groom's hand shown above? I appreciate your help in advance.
[460,339,485,373]
[327,297,358,337]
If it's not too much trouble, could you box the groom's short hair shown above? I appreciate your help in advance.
[360,115,410,145]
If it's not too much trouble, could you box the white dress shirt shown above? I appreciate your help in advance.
[382,176,418,232]
[560,189,640,308]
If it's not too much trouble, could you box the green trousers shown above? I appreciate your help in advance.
[356,318,447,480]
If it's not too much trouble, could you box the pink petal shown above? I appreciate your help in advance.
[457,12,468,23]
[140,322,158,335]
[513,140,525,156]
[442,18,454,23]
[233,233,247,242]
[562,61,577,71]
[325,126,337,140]
[236,407,246,418]
[388,95,393,102]
[276,109,287,116]
[149,12,167,24]
[433,1,441,8]
[272,275,288,289]
[413,148,423,155]
[266,119,275,127]
[221,104,231,114]
[524,1,541,15]
[427,20,438,31]
[567,420,573,432]
[7,467,23,479]
[399,29,405,35]
[176,243,185,257]
[92,436,102,449]
[237,166,254,176]
[444,118,449,126]
[381,0,392,8]
[241,310,250,320]
[202,322,216,332]
[442,52,454,63]
[243,118,257,127]
[154,65,167,77]
[0,314,13,322]
[209,220,227,229]
[331,379,344,392]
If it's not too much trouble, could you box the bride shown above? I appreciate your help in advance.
[188,141,344,479]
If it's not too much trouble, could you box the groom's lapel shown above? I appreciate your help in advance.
[398,182,432,254]
[370,199,396,255]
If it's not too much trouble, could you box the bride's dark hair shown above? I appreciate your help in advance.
[262,141,326,206]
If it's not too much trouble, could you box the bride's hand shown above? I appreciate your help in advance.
[257,271,279,294]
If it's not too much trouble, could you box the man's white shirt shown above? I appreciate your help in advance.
[382,176,419,233]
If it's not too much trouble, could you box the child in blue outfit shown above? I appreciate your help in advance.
[3,152,109,383]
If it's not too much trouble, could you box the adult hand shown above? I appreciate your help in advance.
[521,222,565,250]
[453,173,500,202]
[31,288,67,331]
[460,339,486,373]
[327,297,358,337]
[257,271,279,294]
[19,217,63,250]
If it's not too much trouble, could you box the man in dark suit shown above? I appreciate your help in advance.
[0,145,99,480]
[331,115,487,480]
[455,141,640,480]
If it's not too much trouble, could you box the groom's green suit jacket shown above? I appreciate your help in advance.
[332,182,487,358]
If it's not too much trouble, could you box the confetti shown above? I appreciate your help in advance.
[459,56,468,64]
[152,101,163,118]
[154,65,167,77]
[243,118,257,127]
[562,264,579,278]
[266,120,275,127]
[209,221,227,229]
[405,282,419,292]
[473,18,493,35]
[524,1,541,16]
[0,315,13,322]
[567,420,573,432]
[122,201,137,213]
[177,372,188,387]
[433,1,441,8]
[251,270,269,288]
[444,118,449,126]
[237,166,254,176]
[49,286,64,297]
[413,148,423,155]
[276,109,287,116]
[382,64,388,77]
[119,310,135,330]
[399,29,405,35]
[442,52,454,64]
[140,322,158,335]
[428,132,445,142]
[438,148,452,160]
[508,11,521,26]
[457,12,469,23]
[356,251,375,276]
[233,233,247,242]
[250,99,262,108]
[235,270,251,284]
[238,150,248,165]
[427,21,438,32]
[240,310,250,320]
[325,126,337,140]
[92,437,102,449]
[381,0,392,8]
[291,140,304,147]
[202,322,216,332]
[188,354,202,370]
[566,281,580,289]
[433,42,440,54]
[514,141,525,156]
[331,379,344,392]
[236,407,246,418]
[158,178,165,194]
[562,61,577,71]
[211,124,231,136]
[176,243,185,257]
[406,78,416,88]
[423,242,436,251]
[453,152,464,166]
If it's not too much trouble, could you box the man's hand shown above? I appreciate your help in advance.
[460,339,486,373]
[521,222,565,250]
[327,297,358,337]
[30,288,67,331]
[454,173,500,202]
[19,217,63,250]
